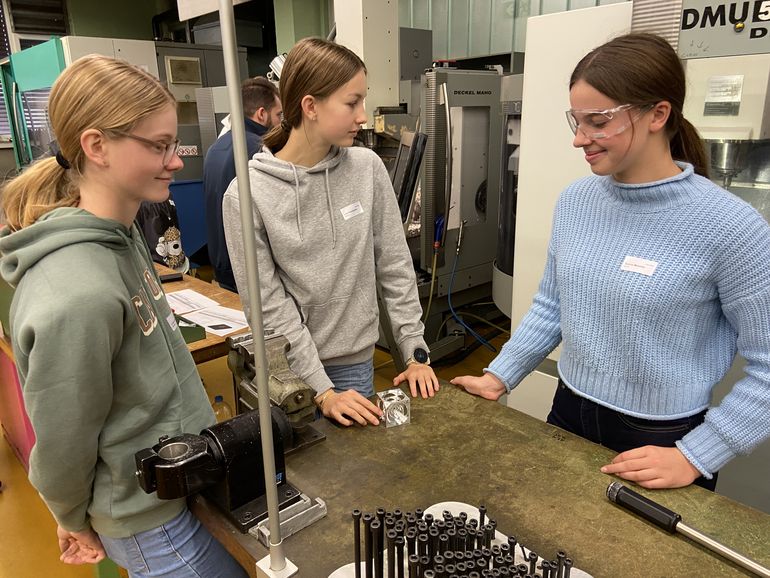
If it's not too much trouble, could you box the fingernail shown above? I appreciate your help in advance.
[600,466,608,473]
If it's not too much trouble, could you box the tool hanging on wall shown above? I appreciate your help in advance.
[606,482,770,578]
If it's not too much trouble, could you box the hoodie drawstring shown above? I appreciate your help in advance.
[291,164,337,248]
[291,164,303,241]
[324,168,337,249]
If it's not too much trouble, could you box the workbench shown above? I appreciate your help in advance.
[191,383,770,577]
[154,264,245,364]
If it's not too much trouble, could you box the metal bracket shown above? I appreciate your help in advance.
[249,492,328,548]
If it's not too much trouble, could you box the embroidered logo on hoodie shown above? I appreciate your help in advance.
[132,285,158,336]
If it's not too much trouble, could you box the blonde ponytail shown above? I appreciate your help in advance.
[2,157,79,231]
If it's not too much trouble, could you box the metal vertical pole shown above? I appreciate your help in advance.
[217,0,289,573]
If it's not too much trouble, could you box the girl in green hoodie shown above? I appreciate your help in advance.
[0,55,247,578]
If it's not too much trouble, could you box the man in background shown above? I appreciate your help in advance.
[203,76,281,291]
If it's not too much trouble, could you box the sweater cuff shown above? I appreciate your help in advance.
[676,421,737,479]
[483,368,512,393]
[46,500,90,534]
[398,336,428,364]
[303,366,335,394]
[485,357,526,393]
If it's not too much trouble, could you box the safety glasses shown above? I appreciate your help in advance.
[565,103,654,140]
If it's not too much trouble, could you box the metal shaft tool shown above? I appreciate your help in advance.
[371,519,383,578]
[607,482,770,577]
[364,514,374,578]
[396,536,405,578]
[353,510,362,578]
[387,530,397,578]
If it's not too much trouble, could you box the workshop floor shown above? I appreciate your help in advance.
[0,334,507,578]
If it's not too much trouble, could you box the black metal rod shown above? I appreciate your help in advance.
[387,530,397,578]
[372,519,383,578]
[396,536,405,578]
[409,554,419,578]
[354,510,362,578]
[365,514,374,578]
[528,552,538,575]
[418,533,429,558]
[556,551,566,578]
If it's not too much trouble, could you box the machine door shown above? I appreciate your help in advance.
[7,38,65,168]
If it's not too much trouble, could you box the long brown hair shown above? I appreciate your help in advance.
[263,37,366,152]
[2,55,176,230]
[570,33,709,178]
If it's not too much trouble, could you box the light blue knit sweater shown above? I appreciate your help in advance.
[487,163,770,477]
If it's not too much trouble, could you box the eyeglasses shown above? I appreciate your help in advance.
[565,103,654,140]
[110,131,180,165]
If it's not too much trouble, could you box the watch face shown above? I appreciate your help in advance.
[413,348,429,363]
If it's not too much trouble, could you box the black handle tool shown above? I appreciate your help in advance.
[607,482,770,577]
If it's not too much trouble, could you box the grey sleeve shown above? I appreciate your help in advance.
[370,155,428,361]
[222,182,335,394]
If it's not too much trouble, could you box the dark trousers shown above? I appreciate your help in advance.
[547,381,718,491]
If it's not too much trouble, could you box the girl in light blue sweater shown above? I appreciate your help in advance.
[452,33,770,490]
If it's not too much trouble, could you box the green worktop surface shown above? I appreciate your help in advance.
[196,383,770,577]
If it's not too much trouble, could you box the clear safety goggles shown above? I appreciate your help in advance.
[565,103,654,140]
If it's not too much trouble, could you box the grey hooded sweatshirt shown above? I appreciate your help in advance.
[223,145,427,394]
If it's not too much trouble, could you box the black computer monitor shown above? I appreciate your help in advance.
[390,130,427,222]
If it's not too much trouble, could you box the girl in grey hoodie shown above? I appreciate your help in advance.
[224,38,439,427]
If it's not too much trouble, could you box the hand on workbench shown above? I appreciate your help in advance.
[450,372,506,401]
[322,390,383,427]
[393,363,440,398]
[601,446,702,489]
[57,525,105,565]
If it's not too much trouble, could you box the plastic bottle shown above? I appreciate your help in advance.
[212,395,233,422]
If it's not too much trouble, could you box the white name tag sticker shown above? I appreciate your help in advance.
[620,255,658,277]
[340,201,364,220]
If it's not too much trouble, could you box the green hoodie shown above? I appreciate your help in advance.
[0,208,215,538]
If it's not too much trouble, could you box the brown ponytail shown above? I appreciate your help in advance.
[262,124,289,152]
[671,117,710,178]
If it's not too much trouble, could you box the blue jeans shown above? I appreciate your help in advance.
[99,508,249,578]
[547,380,717,491]
[324,359,374,397]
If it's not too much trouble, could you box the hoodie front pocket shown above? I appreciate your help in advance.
[300,289,378,359]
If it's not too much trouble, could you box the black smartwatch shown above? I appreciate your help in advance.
[407,347,430,365]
